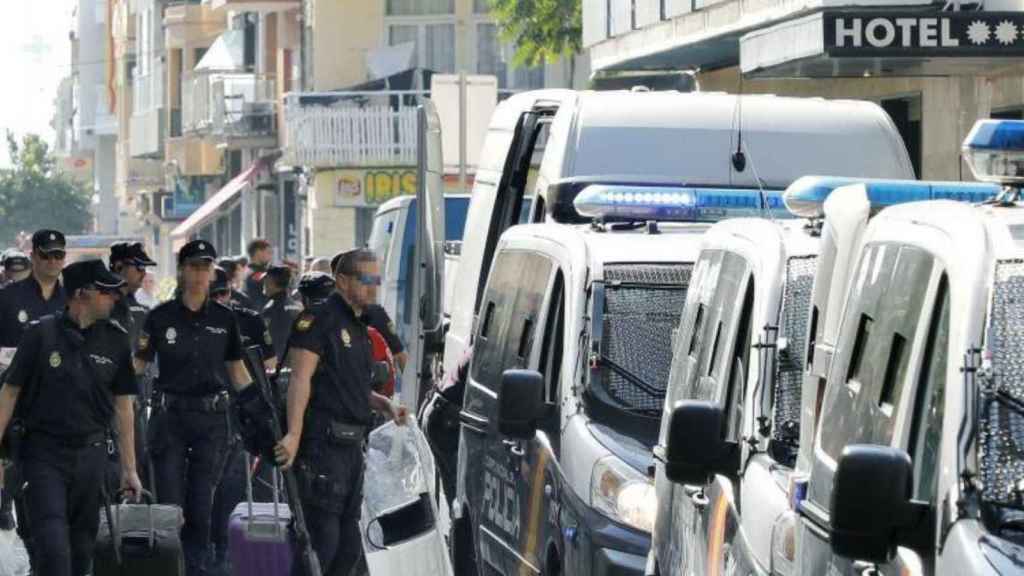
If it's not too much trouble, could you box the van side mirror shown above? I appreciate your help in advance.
[829,445,931,564]
[496,369,545,440]
[659,400,740,485]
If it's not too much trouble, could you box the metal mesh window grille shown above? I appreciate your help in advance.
[982,259,1024,506]
[772,256,817,448]
[599,263,693,413]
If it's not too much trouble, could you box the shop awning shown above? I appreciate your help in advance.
[171,160,262,239]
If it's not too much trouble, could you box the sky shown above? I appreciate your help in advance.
[0,1,76,165]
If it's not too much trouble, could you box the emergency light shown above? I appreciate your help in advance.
[963,119,1024,185]
[783,176,999,219]
[573,184,789,223]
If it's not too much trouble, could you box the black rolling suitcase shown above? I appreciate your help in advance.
[94,490,185,576]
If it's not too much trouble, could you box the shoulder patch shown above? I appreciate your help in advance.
[296,314,315,332]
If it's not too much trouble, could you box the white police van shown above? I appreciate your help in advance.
[649,175,998,576]
[755,122,1024,575]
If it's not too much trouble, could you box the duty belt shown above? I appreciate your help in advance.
[306,414,365,445]
[154,391,229,413]
[28,430,108,449]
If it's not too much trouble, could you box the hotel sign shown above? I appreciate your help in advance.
[824,11,1024,56]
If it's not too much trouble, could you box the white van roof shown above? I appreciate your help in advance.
[563,92,914,189]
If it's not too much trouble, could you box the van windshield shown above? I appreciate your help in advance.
[589,263,692,429]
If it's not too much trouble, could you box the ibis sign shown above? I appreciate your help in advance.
[824,12,1024,56]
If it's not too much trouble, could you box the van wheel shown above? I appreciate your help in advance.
[450,513,479,576]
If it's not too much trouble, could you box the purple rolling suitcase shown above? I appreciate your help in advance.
[229,453,293,575]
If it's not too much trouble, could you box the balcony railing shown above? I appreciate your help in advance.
[183,71,276,140]
[281,91,422,169]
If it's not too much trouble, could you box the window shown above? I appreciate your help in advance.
[909,276,949,503]
[386,0,454,16]
[476,23,545,90]
[475,0,491,13]
[725,280,755,439]
[819,244,936,463]
[881,95,922,179]
[540,273,565,405]
[388,23,456,73]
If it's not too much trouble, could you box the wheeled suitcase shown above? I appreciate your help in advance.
[229,453,293,575]
[94,490,185,576]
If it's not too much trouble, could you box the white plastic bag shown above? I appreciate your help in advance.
[0,529,30,576]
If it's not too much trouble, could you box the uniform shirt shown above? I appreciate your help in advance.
[4,314,137,438]
[360,304,404,355]
[244,266,269,312]
[230,289,254,310]
[0,277,66,347]
[263,293,302,364]
[110,291,149,348]
[289,292,374,427]
[135,296,244,397]
[233,304,275,363]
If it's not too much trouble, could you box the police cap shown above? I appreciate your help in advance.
[32,229,66,254]
[210,266,231,295]
[110,241,157,268]
[63,258,125,295]
[178,240,218,266]
[297,271,334,303]
[2,249,30,272]
[264,264,292,286]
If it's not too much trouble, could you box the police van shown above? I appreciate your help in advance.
[411,92,918,576]
[649,176,998,576]
[764,122,1024,574]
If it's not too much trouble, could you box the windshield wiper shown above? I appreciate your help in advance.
[593,352,665,400]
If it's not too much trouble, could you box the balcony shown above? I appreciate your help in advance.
[281,92,420,169]
[206,0,299,13]
[182,72,277,145]
[165,1,224,50]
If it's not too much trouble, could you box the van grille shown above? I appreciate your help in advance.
[600,263,692,413]
[772,256,817,456]
[983,260,1024,506]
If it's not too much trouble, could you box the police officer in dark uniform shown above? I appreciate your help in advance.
[133,240,253,576]
[109,241,157,342]
[296,271,334,308]
[275,249,408,576]
[217,257,254,309]
[212,266,275,372]
[262,265,302,366]
[0,259,143,576]
[0,230,67,535]
[328,251,406,373]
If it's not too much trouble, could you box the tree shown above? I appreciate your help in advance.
[488,0,583,83]
[0,133,93,246]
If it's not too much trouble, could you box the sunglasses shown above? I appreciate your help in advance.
[38,250,66,261]
[357,274,381,287]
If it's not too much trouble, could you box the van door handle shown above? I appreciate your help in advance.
[685,487,709,510]
[682,485,702,498]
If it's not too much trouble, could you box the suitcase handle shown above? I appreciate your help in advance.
[108,488,157,551]
[245,453,286,539]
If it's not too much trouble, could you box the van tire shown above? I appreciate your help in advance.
[450,513,479,576]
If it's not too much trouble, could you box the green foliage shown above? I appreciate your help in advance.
[488,0,583,68]
[0,133,93,246]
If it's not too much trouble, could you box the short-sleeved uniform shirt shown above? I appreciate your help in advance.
[4,314,137,438]
[0,277,66,347]
[135,297,244,397]
[289,292,374,427]
[263,294,303,364]
[111,291,150,348]
[233,304,275,363]
[360,304,404,355]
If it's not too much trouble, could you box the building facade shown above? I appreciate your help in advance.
[583,0,1024,181]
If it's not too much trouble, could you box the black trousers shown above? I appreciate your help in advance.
[291,440,365,576]
[149,407,228,576]
[21,436,107,576]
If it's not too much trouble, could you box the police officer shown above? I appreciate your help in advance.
[275,249,408,576]
[133,240,253,576]
[212,266,275,372]
[0,250,31,287]
[0,230,67,536]
[216,257,253,309]
[109,242,157,343]
[0,259,143,576]
[262,265,302,366]
[296,271,334,308]
[243,239,272,311]
[329,251,406,372]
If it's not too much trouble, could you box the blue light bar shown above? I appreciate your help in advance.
[573,185,790,223]
[783,176,998,218]
[963,120,1024,184]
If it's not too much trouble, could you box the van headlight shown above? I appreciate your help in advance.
[590,455,657,533]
